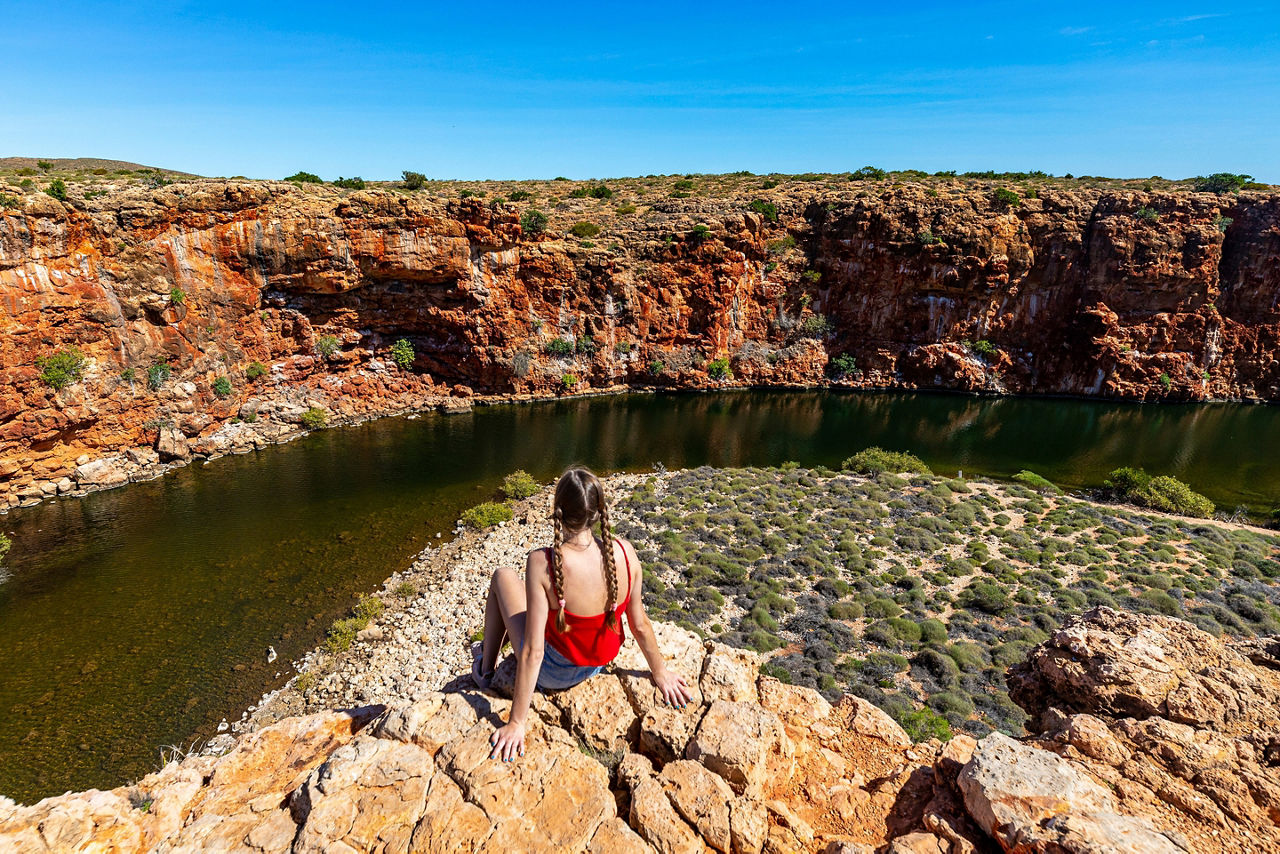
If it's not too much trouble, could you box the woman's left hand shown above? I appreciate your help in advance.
[490,720,526,762]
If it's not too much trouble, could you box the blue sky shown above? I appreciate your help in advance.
[1,2,1276,180]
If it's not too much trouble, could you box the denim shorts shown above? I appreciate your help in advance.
[537,644,603,691]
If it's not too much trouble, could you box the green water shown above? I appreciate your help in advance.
[1,390,1277,801]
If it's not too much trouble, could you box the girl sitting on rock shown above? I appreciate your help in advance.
[473,466,692,761]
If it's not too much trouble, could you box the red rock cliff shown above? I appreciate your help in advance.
[1,180,1277,507]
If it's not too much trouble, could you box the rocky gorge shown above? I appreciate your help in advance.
[2,173,1278,510]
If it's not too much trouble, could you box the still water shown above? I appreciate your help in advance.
[1,390,1277,800]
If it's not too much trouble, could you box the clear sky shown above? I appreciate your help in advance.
[1,1,1276,181]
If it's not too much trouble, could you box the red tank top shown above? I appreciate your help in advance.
[544,540,633,666]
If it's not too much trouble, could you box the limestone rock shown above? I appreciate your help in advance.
[958,732,1181,853]
[156,423,190,461]
[686,699,793,799]
[659,759,734,852]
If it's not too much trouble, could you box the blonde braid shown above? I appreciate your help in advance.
[551,509,569,634]
[599,495,619,630]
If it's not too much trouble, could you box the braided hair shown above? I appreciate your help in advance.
[549,467,620,633]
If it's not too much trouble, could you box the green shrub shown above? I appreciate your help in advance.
[649,360,665,376]
[569,221,601,238]
[354,595,384,623]
[1159,372,1172,389]
[799,315,831,339]
[285,171,323,183]
[147,362,171,390]
[958,581,1011,615]
[829,601,864,620]
[0,193,20,209]
[394,581,418,599]
[589,184,613,199]
[1106,467,1213,518]
[1193,173,1251,194]
[1012,470,1061,494]
[169,287,185,306]
[461,501,513,528]
[315,335,339,359]
[36,346,86,390]
[1213,215,1233,233]
[332,176,365,189]
[508,189,533,201]
[46,178,67,201]
[520,209,548,235]
[544,338,575,357]
[888,618,923,643]
[1106,467,1151,495]
[707,358,732,380]
[897,708,952,742]
[501,470,540,500]
[120,367,136,383]
[1135,206,1160,222]
[0,532,10,566]
[672,179,695,191]
[851,166,887,181]
[615,204,637,215]
[993,188,1020,208]
[1142,476,1214,518]
[212,376,232,397]
[748,199,779,222]
[245,361,268,381]
[402,170,426,190]
[36,160,53,171]
[300,407,327,430]
[842,447,931,475]
[390,338,415,370]
[687,224,712,244]
[560,373,579,390]
[324,617,362,653]
[828,353,858,379]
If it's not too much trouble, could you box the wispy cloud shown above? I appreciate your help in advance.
[1060,26,1093,36]
[1167,13,1225,24]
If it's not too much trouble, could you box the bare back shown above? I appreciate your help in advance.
[531,537,635,616]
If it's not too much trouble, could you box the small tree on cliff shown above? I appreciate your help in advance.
[992,188,1020,209]
[402,171,426,191]
[520,209,548,236]
[36,347,86,390]
[390,338,415,370]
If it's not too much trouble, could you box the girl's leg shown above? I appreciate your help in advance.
[478,568,527,678]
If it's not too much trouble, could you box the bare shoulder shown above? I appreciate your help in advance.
[525,547,551,576]
[612,537,641,580]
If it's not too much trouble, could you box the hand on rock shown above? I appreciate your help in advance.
[490,721,526,762]
[653,669,692,709]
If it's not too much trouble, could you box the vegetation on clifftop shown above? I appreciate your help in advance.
[613,464,1280,741]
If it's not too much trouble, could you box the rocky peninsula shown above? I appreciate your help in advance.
[2,170,1279,511]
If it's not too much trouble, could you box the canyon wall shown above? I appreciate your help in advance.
[1,180,1277,508]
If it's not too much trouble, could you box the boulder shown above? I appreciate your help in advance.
[156,423,190,461]
[958,733,1182,853]
[686,699,793,799]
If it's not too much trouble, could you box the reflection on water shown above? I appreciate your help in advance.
[0,390,1276,801]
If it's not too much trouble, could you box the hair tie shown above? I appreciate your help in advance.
[558,598,566,610]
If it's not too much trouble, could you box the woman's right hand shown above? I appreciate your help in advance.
[653,668,692,709]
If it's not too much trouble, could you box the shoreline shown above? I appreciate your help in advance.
[5,378,1275,519]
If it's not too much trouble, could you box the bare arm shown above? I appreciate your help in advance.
[622,538,693,707]
[490,551,550,760]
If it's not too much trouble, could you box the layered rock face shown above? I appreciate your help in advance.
[2,181,1278,508]
[8,610,1274,853]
